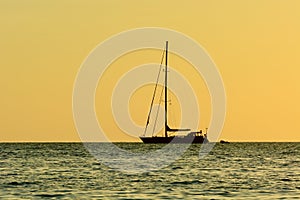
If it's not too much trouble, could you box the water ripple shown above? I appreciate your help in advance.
[0,142,299,199]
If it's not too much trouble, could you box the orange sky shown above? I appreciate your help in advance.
[1,1,300,142]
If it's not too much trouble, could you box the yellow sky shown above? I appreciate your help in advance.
[1,1,300,142]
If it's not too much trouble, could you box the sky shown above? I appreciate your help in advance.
[1,0,300,142]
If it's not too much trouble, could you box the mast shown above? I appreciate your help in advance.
[165,41,168,138]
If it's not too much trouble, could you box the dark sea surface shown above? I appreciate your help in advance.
[0,142,299,199]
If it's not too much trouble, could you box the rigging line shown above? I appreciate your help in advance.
[143,48,166,136]
[170,99,174,128]
[152,82,165,136]
[169,96,177,129]
[173,102,177,128]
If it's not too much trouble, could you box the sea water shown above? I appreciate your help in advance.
[0,142,299,199]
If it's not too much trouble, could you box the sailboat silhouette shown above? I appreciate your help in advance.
[139,41,208,144]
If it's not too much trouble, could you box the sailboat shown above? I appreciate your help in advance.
[139,41,209,144]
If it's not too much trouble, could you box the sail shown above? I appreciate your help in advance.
[166,125,191,132]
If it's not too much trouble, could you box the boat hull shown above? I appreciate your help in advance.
[139,136,208,144]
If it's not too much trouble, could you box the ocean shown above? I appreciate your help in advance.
[0,142,299,199]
